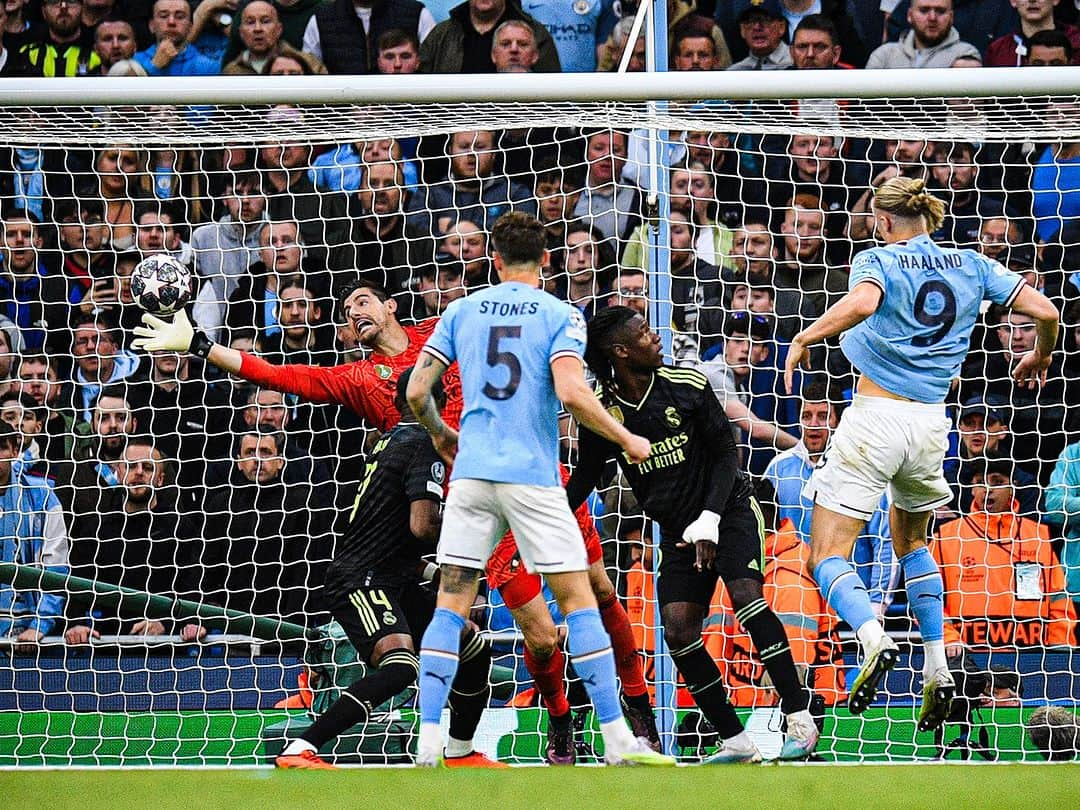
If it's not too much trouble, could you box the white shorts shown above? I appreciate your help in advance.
[804,394,952,520]
[436,479,589,574]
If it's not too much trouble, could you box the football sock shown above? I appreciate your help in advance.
[735,598,810,715]
[670,638,744,739]
[814,555,880,646]
[899,546,947,675]
[565,608,623,725]
[444,737,474,758]
[301,648,418,749]
[725,730,754,748]
[280,739,316,756]
[549,709,572,732]
[448,629,491,745]
[598,593,648,699]
[418,608,466,725]
[623,690,653,714]
[565,672,590,710]
[524,643,571,718]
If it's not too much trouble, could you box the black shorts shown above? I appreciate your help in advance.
[329,582,436,663]
[656,496,766,608]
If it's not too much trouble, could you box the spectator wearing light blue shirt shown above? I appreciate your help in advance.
[422,0,458,23]
[522,0,617,72]
[764,381,898,616]
[134,0,220,77]
[0,423,69,652]
[70,313,143,424]
[309,138,420,196]
[1046,438,1080,622]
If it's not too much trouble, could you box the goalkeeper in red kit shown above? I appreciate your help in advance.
[135,278,462,431]
[132,278,658,758]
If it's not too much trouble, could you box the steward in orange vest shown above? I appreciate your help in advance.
[932,460,1076,649]
[705,516,846,707]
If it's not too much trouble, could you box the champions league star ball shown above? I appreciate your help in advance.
[130,254,193,315]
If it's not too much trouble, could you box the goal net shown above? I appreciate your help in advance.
[0,71,1078,766]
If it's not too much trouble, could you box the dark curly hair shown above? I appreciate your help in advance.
[584,305,639,398]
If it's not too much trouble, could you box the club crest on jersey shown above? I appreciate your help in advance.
[608,405,624,424]
[374,364,392,380]
[664,406,682,428]
[567,308,588,342]
[431,462,445,484]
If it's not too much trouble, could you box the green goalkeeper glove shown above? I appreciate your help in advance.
[131,309,214,358]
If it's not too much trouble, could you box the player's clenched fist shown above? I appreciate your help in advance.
[623,434,651,464]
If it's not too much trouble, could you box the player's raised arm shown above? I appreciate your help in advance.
[133,281,417,420]
[132,308,352,403]
[1007,284,1060,388]
[132,308,243,371]
[406,350,458,464]
[552,355,650,464]
[785,281,883,394]
[564,423,615,512]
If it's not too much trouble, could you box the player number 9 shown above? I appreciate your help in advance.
[911,280,957,348]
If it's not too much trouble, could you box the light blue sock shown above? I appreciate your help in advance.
[814,555,876,632]
[565,608,622,725]
[900,547,945,643]
[418,608,466,725]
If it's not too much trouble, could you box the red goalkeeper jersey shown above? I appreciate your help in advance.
[236,319,463,430]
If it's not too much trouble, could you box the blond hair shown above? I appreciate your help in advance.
[873,177,946,233]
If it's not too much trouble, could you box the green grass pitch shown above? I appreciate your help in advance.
[3,764,1077,810]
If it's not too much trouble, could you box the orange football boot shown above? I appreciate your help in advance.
[275,750,337,770]
[443,752,510,769]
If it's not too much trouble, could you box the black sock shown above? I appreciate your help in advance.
[447,629,491,746]
[565,674,591,711]
[622,690,652,714]
[736,598,810,715]
[549,708,571,728]
[669,638,744,739]
[302,649,418,749]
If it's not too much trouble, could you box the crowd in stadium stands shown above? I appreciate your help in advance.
[1,0,1079,710]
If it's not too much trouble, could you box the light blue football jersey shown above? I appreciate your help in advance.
[842,234,1025,403]
[422,282,587,486]
[523,0,615,73]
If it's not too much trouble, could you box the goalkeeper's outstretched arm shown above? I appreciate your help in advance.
[131,309,370,410]
[132,309,242,372]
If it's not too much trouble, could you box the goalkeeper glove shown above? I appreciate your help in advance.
[681,510,721,546]
[131,309,215,358]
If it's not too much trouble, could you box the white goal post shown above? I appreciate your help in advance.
[0,68,1078,766]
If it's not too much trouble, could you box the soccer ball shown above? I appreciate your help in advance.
[130,254,193,315]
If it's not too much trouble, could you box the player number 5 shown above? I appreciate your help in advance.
[483,325,522,400]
